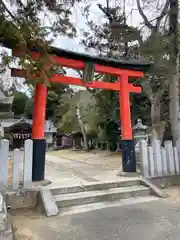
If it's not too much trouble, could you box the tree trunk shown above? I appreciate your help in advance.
[169,0,180,142]
[76,106,89,150]
[169,47,180,142]
[151,100,161,126]
[150,99,165,142]
[169,73,180,142]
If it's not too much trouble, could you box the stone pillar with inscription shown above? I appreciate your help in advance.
[0,121,4,147]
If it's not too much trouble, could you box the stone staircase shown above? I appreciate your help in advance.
[43,178,159,216]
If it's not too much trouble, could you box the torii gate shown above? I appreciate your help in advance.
[11,46,151,181]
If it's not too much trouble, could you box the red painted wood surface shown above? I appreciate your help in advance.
[32,84,47,139]
[119,75,133,140]
[11,68,142,93]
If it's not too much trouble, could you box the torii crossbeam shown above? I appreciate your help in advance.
[11,46,152,181]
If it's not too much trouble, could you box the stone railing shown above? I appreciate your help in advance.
[139,139,180,178]
[0,139,33,190]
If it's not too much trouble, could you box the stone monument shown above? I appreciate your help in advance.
[0,89,14,146]
[133,119,148,146]
[133,119,148,164]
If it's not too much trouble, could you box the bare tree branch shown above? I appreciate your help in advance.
[136,0,154,30]
[156,0,170,29]
[0,0,21,24]
[158,0,170,20]
[97,3,113,22]
[136,0,170,31]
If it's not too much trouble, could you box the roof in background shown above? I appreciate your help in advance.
[1,117,57,133]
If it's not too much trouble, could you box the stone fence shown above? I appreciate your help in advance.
[139,139,180,178]
[0,139,33,190]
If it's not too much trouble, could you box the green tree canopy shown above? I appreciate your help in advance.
[12,91,29,117]
[24,97,33,118]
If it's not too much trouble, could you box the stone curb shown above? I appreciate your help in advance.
[38,189,59,217]
[0,193,8,232]
[140,177,169,198]
[19,179,52,189]
[5,190,38,210]
[0,193,12,239]
[117,171,140,177]
[32,179,52,189]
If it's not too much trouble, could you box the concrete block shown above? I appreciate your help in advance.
[38,189,59,217]
[139,140,149,178]
[164,141,175,175]
[161,147,168,176]
[0,211,8,233]
[0,140,9,190]
[12,149,21,190]
[0,200,6,232]
[23,140,33,189]
[0,194,3,213]
[5,190,38,210]
[152,140,162,176]
[147,146,155,177]
[0,193,9,234]
[176,139,180,169]
[174,147,180,174]
[0,221,12,239]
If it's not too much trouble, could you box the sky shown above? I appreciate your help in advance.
[52,0,167,52]
[53,0,143,53]
[1,0,167,93]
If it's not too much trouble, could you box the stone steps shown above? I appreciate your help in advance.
[54,185,150,208]
[58,196,159,216]
[39,178,161,216]
[50,179,140,195]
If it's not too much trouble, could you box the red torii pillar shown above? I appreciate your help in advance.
[31,84,47,181]
[119,75,136,172]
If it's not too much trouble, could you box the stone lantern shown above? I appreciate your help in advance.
[133,119,148,165]
[133,119,148,149]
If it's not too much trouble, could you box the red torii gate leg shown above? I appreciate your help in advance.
[119,75,136,172]
[32,83,47,181]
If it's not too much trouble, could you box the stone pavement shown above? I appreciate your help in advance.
[10,196,180,240]
[45,154,124,186]
[48,150,122,170]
